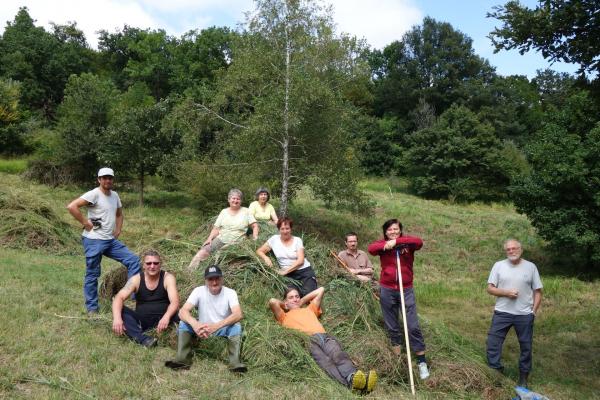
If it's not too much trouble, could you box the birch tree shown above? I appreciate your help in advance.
[210,0,371,215]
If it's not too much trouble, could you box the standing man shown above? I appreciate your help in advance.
[67,168,140,315]
[165,265,247,372]
[268,287,377,393]
[112,250,180,347]
[337,232,374,283]
[486,239,543,388]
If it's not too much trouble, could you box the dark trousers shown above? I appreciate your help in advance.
[309,333,356,386]
[380,286,426,352]
[122,306,179,343]
[288,267,318,297]
[486,311,535,373]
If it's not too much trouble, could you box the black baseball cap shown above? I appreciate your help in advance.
[204,265,223,278]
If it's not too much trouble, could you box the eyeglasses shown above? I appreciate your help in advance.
[145,261,160,265]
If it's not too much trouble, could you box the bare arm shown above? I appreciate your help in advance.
[179,302,203,335]
[487,283,518,299]
[205,305,243,335]
[300,286,325,308]
[280,246,306,276]
[114,207,124,239]
[268,298,286,321]
[156,273,180,333]
[533,289,542,315]
[256,242,274,267]
[66,197,93,231]
[203,226,221,246]
[112,275,140,335]
[251,222,259,240]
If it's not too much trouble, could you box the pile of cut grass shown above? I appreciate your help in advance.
[0,183,78,254]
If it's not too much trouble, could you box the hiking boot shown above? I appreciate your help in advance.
[392,345,402,356]
[227,335,247,373]
[351,370,366,390]
[418,362,430,380]
[141,337,158,348]
[165,330,193,370]
[518,371,529,388]
[364,370,378,393]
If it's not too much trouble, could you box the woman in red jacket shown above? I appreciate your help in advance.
[368,218,429,380]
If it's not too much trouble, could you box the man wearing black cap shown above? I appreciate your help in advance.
[165,265,247,372]
[67,167,140,315]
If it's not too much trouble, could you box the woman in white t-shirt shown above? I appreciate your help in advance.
[188,188,258,270]
[256,217,318,296]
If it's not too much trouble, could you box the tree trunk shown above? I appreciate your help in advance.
[279,8,292,217]
[139,167,144,207]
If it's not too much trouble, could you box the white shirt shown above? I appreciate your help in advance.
[80,188,122,240]
[185,286,239,324]
[267,235,310,270]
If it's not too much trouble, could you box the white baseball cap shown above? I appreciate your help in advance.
[97,167,115,177]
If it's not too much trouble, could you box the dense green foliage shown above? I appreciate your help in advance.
[1,2,600,266]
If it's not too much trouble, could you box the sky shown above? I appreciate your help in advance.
[0,0,579,79]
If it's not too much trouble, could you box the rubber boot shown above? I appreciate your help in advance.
[227,335,247,373]
[165,331,193,370]
[518,371,529,388]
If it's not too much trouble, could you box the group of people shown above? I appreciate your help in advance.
[67,168,544,391]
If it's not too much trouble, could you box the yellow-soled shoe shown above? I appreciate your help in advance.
[351,370,367,390]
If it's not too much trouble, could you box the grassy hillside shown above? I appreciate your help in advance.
[0,172,598,399]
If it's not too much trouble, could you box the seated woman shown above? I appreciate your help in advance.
[248,187,278,225]
[256,217,317,296]
[188,189,258,270]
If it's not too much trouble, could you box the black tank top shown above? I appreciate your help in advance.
[136,270,170,317]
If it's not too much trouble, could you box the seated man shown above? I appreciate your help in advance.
[165,265,247,372]
[112,250,180,347]
[337,232,374,283]
[268,287,377,393]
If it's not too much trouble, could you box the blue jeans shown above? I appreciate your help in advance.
[82,237,140,311]
[178,321,242,338]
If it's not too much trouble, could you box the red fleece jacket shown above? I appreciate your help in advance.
[368,235,423,290]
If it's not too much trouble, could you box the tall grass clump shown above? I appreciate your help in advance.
[0,184,78,253]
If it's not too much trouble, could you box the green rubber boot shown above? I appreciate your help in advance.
[165,331,193,370]
[227,335,247,373]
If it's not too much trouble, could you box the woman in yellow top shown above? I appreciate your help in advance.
[248,187,278,225]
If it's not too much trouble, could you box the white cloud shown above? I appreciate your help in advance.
[0,0,421,50]
[328,0,422,49]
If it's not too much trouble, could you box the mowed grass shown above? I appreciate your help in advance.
[1,173,599,399]
[0,157,28,174]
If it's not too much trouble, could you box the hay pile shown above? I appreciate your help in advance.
[0,185,78,253]
[97,229,510,397]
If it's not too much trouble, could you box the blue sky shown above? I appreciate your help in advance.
[1,0,579,78]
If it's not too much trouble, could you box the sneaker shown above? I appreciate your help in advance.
[365,370,378,393]
[351,370,367,390]
[141,337,158,348]
[418,362,430,380]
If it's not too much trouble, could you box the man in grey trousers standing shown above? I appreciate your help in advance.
[486,239,543,388]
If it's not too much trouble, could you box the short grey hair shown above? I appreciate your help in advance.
[503,238,522,250]
[228,188,243,200]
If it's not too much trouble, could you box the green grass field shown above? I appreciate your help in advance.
[1,172,599,399]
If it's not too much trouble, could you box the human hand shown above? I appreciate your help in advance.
[113,229,121,239]
[277,269,287,276]
[384,239,396,250]
[156,316,170,333]
[202,323,219,338]
[83,220,94,232]
[505,289,519,299]
[112,318,125,335]
[192,321,207,337]
[202,238,212,247]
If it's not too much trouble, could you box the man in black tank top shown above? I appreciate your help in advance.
[112,250,180,347]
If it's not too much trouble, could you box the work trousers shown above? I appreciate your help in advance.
[121,306,179,344]
[380,286,426,352]
[288,267,318,297]
[486,311,535,373]
[309,333,356,386]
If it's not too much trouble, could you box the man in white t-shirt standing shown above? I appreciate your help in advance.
[67,168,140,315]
[165,265,247,372]
[486,239,543,388]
